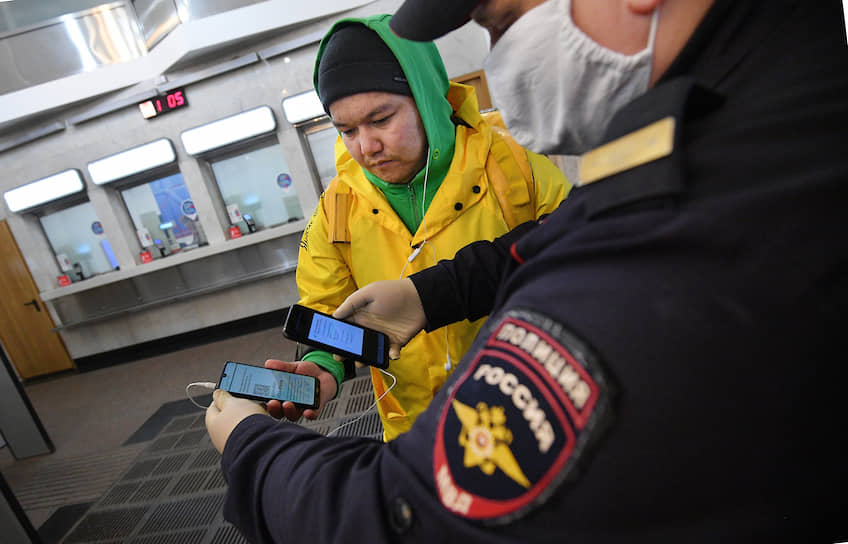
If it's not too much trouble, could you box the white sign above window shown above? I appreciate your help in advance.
[4,169,85,212]
[180,105,277,156]
[282,90,325,125]
[87,139,177,185]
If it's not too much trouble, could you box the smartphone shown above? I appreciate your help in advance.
[283,304,389,369]
[217,361,320,409]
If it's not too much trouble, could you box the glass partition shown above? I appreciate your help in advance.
[121,172,206,258]
[304,121,337,191]
[209,143,304,234]
[39,200,118,280]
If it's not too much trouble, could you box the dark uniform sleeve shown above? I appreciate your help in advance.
[410,220,537,331]
[221,415,394,543]
[219,415,520,543]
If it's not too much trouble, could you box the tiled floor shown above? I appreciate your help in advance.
[0,324,297,533]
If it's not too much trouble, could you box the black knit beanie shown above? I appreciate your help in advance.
[316,24,412,114]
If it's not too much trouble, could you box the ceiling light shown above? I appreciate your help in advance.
[181,106,277,155]
[282,90,325,125]
[4,169,85,212]
[88,138,176,185]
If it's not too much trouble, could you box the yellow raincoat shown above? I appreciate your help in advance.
[297,83,569,440]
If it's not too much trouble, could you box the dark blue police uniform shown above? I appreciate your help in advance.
[220,1,848,541]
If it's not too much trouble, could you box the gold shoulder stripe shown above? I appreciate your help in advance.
[578,117,675,186]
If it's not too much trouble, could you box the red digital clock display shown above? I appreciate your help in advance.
[139,89,188,119]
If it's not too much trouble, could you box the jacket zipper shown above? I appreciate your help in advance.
[408,183,421,229]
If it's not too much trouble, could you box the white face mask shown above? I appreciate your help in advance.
[483,0,660,155]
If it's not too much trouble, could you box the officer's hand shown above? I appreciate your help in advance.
[264,359,337,421]
[334,278,426,360]
[205,389,266,454]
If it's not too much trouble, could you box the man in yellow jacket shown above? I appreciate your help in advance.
[268,14,569,441]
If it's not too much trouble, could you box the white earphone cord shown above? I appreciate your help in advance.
[326,367,397,437]
[397,148,452,372]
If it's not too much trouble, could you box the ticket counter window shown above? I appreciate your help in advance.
[120,172,205,258]
[210,143,304,233]
[304,122,337,191]
[39,201,118,279]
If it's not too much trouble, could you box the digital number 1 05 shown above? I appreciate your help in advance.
[155,90,186,112]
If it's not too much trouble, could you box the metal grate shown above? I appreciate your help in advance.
[131,477,170,502]
[162,414,198,434]
[100,482,139,506]
[129,529,206,544]
[205,469,227,491]
[154,453,190,475]
[349,375,375,395]
[59,375,383,542]
[172,470,211,496]
[299,422,333,436]
[138,495,225,533]
[314,399,338,420]
[193,448,221,468]
[345,392,375,414]
[210,524,250,544]
[147,434,181,453]
[173,429,208,449]
[122,459,159,481]
[64,506,150,543]
[335,410,383,439]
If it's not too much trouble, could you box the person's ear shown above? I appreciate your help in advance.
[626,0,662,16]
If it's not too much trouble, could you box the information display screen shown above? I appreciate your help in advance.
[139,89,188,119]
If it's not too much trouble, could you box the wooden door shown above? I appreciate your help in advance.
[0,220,75,379]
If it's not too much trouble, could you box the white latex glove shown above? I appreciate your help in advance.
[205,389,266,454]
[333,278,426,360]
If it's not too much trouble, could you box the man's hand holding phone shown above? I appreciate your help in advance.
[263,359,338,421]
[206,389,267,454]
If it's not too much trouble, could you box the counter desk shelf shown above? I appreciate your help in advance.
[41,220,306,330]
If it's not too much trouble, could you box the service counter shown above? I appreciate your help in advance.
[40,220,305,337]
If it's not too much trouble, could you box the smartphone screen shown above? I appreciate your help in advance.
[283,304,389,368]
[217,361,319,408]
[308,313,364,356]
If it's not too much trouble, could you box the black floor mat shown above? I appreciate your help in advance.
[38,503,92,544]
[53,375,381,543]
[123,395,212,446]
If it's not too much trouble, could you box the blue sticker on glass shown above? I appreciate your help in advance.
[91,221,103,235]
[181,199,197,216]
[277,173,292,188]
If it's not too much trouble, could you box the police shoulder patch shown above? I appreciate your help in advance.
[432,308,614,524]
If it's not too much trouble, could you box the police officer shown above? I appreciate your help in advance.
[206,0,847,541]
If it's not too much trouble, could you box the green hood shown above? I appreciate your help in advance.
[313,14,456,232]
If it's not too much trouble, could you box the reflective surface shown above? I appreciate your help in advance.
[121,173,205,259]
[132,0,180,49]
[304,122,338,191]
[0,0,270,94]
[174,0,269,21]
[211,143,304,233]
[0,2,146,94]
[0,0,108,34]
[39,201,118,279]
